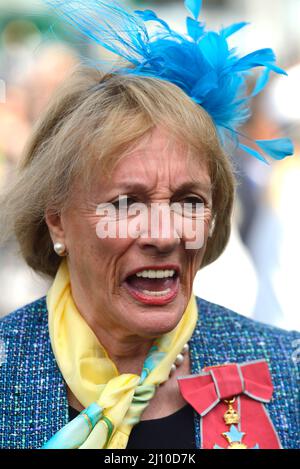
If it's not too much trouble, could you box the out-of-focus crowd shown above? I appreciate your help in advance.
[0,2,299,331]
[0,16,79,315]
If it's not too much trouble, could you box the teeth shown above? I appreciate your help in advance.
[141,288,171,297]
[136,269,175,279]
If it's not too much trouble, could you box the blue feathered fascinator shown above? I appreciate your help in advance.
[45,0,293,163]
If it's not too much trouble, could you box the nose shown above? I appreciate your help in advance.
[137,232,181,255]
[135,203,181,254]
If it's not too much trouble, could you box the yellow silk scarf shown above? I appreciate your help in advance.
[46,258,198,449]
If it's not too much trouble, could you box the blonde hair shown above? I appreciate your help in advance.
[0,66,235,277]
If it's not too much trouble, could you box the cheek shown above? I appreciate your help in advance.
[187,246,206,267]
[178,209,212,249]
[184,211,212,275]
[63,212,115,266]
[78,215,134,272]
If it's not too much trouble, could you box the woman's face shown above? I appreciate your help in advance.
[49,127,213,338]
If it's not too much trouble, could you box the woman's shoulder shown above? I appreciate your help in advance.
[0,296,48,330]
[193,295,300,380]
[195,295,300,343]
[0,296,49,357]
[0,297,67,449]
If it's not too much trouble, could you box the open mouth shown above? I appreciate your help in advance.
[123,267,180,305]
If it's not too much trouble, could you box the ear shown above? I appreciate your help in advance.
[45,208,66,246]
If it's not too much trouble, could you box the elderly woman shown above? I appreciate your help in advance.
[0,0,299,450]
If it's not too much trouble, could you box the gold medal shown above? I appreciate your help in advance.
[223,398,240,425]
[214,397,259,449]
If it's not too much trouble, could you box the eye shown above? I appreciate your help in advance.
[172,195,206,218]
[180,196,206,211]
[111,195,139,210]
[182,196,205,206]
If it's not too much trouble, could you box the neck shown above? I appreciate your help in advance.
[97,330,154,375]
[72,299,155,375]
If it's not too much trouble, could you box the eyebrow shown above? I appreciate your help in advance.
[116,181,212,196]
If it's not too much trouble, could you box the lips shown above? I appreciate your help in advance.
[122,265,180,305]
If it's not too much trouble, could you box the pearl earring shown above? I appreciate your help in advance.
[54,242,67,256]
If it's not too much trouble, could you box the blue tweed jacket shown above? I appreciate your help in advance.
[0,296,299,449]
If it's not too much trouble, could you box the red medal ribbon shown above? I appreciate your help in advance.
[178,359,282,449]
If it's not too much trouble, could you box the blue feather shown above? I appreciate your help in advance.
[190,70,218,102]
[135,9,171,33]
[45,0,293,163]
[232,48,276,71]
[184,0,202,20]
[239,144,269,164]
[199,32,230,71]
[252,68,271,97]
[186,17,205,42]
[231,48,287,76]
[255,138,294,160]
[45,0,151,65]
[221,22,249,38]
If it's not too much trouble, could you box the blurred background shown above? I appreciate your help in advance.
[0,0,299,331]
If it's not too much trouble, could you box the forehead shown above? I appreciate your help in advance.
[99,127,211,191]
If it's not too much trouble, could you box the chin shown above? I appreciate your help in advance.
[132,304,185,337]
